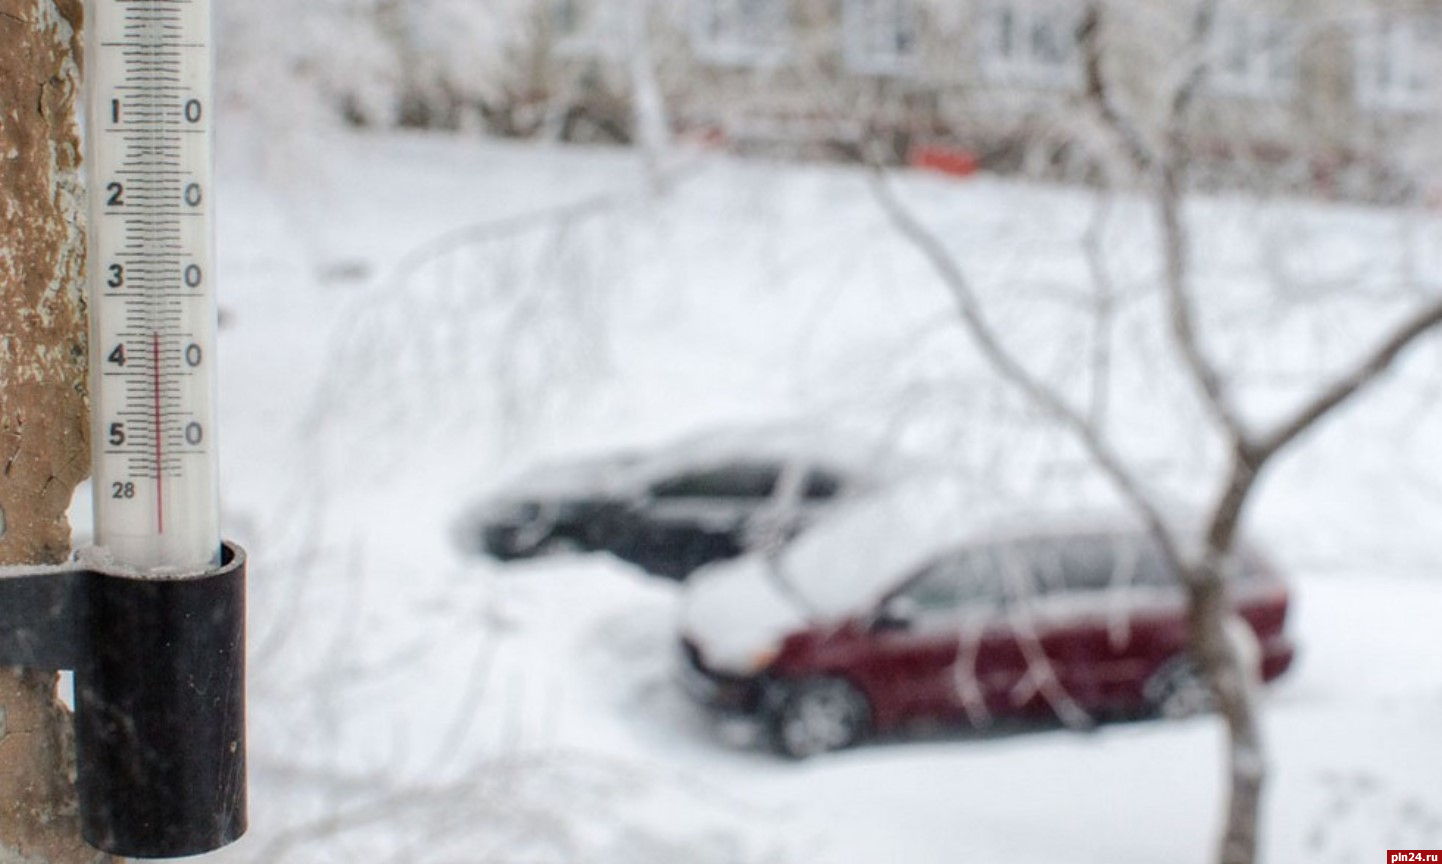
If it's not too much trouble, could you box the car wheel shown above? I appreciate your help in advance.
[1144,656,1215,719]
[768,677,871,759]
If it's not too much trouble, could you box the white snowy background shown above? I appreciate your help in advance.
[175,130,1442,863]
[128,9,1442,860]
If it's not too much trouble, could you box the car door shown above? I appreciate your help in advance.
[1018,534,1182,715]
[1002,536,1113,715]
[861,547,1029,728]
[626,461,781,577]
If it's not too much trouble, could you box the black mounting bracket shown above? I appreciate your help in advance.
[0,541,246,860]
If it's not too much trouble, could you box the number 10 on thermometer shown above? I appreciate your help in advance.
[88,0,221,573]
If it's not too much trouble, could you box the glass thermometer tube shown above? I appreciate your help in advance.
[87,0,220,573]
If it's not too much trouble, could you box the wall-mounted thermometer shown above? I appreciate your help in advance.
[88,0,220,574]
[0,3,254,854]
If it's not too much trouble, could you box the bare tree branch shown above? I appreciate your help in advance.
[1151,0,1258,447]
[1079,3,1154,174]
[876,5,1442,863]
[1164,0,1220,147]
[1256,296,1442,462]
[1083,0,1248,444]
[869,171,1187,573]
[1157,164,1251,443]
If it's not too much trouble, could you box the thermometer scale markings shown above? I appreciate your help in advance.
[91,0,221,571]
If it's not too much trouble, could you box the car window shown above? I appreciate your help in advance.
[895,548,1004,613]
[983,533,1176,599]
[999,539,1064,596]
[1125,538,1174,588]
[1230,543,1276,583]
[803,468,843,501]
[649,462,780,499]
[1063,536,1128,592]
[1046,533,1173,593]
[1045,532,1275,592]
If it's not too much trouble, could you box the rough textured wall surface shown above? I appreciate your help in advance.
[0,0,88,565]
[0,1,111,862]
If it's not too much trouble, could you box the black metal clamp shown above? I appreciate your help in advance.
[0,541,246,859]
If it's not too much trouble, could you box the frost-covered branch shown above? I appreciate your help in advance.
[869,171,1185,573]
[1255,296,1442,463]
[1079,4,1153,173]
[1083,0,1249,444]
[1142,3,1247,445]
[1157,164,1251,444]
[867,5,1442,861]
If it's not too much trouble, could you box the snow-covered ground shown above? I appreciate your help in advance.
[204,129,1442,863]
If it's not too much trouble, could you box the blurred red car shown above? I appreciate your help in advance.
[679,503,1295,759]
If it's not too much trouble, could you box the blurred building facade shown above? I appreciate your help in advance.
[537,0,1442,200]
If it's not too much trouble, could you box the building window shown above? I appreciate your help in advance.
[843,0,920,76]
[554,0,627,56]
[1356,16,1440,113]
[1207,9,1296,99]
[978,0,1082,88]
[691,0,791,66]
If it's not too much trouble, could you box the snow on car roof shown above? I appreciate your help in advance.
[636,419,905,479]
[490,418,908,503]
[756,475,993,617]
[489,448,649,499]
[761,475,1188,618]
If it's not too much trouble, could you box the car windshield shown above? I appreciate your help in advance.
[765,477,989,619]
[892,546,1007,613]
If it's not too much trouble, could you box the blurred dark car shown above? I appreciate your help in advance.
[678,495,1296,758]
[454,451,645,561]
[454,425,892,579]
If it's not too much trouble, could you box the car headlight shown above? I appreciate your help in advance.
[746,645,780,674]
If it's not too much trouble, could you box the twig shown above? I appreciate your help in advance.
[1079,3,1154,174]
[1256,296,1442,462]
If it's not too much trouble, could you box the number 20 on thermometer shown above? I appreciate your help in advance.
[88,0,221,574]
